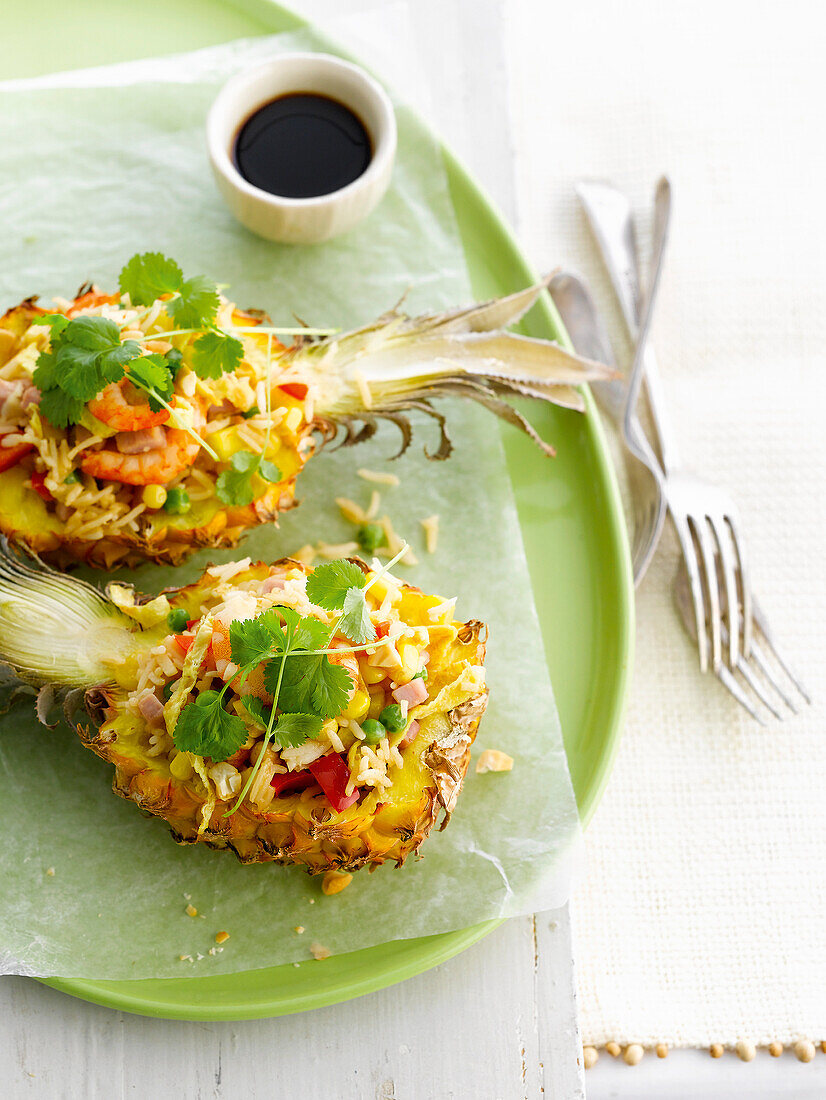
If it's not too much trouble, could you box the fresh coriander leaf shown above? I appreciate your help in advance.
[339,587,376,645]
[215,451,261,507]
[119,252,183,305]
[38,387,85,429]
[310,657,355,718]
[293,615,330,652]
[273,712,323,748]
[165,347,184,378]
[230,616,278,670]
[63,315,122,351]
[168,274,219,329]
[241,405,260,419]
[33,313,70,337]
[258,459,281,483]
[98,338,141,384]
[266,653,353,719]
[128,353,174,410]
[55,342,102,397]
[240,694,271,729]
[216,467,254,507]
[32,351,60,391]
[306,559,366,611]
[172,690,247,762]
[191,330,243,379]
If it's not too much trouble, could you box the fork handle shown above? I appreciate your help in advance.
[577,181,682,473]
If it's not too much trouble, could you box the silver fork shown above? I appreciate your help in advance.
[578,178,811,721]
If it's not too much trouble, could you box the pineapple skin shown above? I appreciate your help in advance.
[75,561,489,873]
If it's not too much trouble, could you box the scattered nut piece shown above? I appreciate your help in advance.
[623,1044,644,1066]
[735,1040,756,1062]
[709,1044,724,1058]
[420,514,440,554]
[45,867,55,877]
[322,870,353,896]
[794,1040,815,1063]
[476,749,514,774]
[656,1043,668,1059]
[179,954,193,963]
[582,1046,598,1070]
[215,930,230,945]
[769,1042,783,1057]
[605,1041,621,1058]
[185,904,198,918]
[357,467,400,488]
[294,926,305,935]
[310,942,331,960]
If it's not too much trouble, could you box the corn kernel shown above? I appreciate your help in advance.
[361,664,386,685]
[142,484,167,509]
[322,870,353,896]
[170,751,194,780]
[215,931,230,945]
[367,691,385,719]
[343,689,370,721]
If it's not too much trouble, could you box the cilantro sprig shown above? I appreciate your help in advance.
[169,546,408,817]
[118,253,243,382]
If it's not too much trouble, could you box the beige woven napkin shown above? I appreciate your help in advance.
[505,0,826,1049]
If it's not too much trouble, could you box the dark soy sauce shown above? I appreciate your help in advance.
[234,93,372,199]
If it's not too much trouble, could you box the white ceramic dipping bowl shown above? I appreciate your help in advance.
[207,52,397,245]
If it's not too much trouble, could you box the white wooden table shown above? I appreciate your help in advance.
[5,3,823,1096]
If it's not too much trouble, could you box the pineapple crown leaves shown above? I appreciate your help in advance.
[170,558,380,816]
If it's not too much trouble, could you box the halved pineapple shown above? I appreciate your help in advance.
[0,257,611,568]
[0,544,487,872]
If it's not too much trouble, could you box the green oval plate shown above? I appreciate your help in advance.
[5,0,633,1020]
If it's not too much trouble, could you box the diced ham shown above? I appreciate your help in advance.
[20,384,40,409]
[392,679,428,707]
[138,692,165,724]
[0,379,40,414]
[399,719,420,749]
[261,574,287,594]
[116,426,166,454]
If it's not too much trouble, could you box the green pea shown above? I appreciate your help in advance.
[360,719,386,745]
[163,487,191,515]
[378,705,405,733]
[357,523,386,555]
[166,607,189,633]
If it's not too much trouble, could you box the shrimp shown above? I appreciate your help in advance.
[87,377,169,432]
[65,289,120,316]
[80,400,203,486]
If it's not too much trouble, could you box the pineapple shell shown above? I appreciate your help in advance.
[73,561,488,873]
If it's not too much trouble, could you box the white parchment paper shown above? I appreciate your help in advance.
[0,32,581,980]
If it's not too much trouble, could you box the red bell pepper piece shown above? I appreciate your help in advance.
[186,619,200,630]
[278,382,308,401]
[29,470,53,501]
[174,633,196,655]
[309,753,360,812]
[0,440,34,472]
[270,768,315,797]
